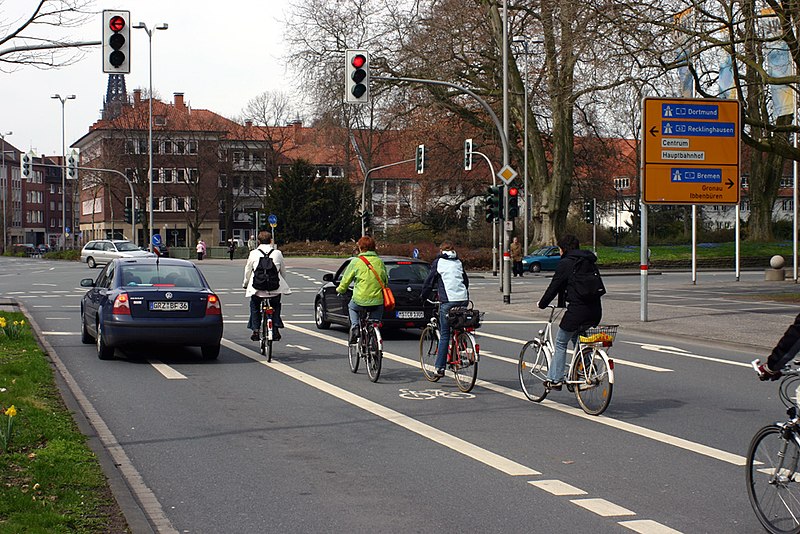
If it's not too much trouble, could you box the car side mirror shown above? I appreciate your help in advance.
[322,273,334,282]
[80,278,96,288]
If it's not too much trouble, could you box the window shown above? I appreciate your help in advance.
[163,169,174,183]
[175,140,186,154]
[125,140,135,154]
[781,199,793,211]
[614,177,631,190]
[163,141,173,154]
[154,116,166,126]
[188,140,198,154]
[233,151,244,165]
[162,197,173,211]
[176,168,186,182]
[138,139,147,154]
[176,197,186,211]
[741,175,749,188]
[188,168,198,183]
[126,168,136,181]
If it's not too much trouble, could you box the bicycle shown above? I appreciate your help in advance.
[517,305,616,416]
[419,300,480,393]
[747,360,800,534]
[258,297,276,362]
[348,310,383,383]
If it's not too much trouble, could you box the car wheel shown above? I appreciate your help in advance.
[96,320,114,360]
[529,262,541,273]
[201,344,220,360]
[315,299,331,329]
[80,307,93,344]
[87,257,96,269]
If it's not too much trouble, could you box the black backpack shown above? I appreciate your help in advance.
[252,249,280,291]
[569,257,606,301]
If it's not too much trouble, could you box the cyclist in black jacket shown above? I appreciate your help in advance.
[757,314,800,380]
[537,234,602,390]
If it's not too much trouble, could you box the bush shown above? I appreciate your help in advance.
[43,249,80,261]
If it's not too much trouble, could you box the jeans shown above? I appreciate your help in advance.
[348,301,383,336]
[547,326,578,383]
[436,301,468,370]
[248,295,283,331]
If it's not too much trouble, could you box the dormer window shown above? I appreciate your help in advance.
[154,116,167,126]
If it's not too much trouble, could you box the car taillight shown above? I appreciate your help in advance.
[206,294,221,315]
[112,293,130,315]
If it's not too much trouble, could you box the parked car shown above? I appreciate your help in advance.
[314,256,435,330]
[79,258,223,360]
[10,243,37,256]
[154,243,170,257]
[80,239,154,268]
[521,246,562,273]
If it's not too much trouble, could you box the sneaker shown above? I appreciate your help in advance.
[250,331,260,341]
[434,368,445,377]
[349,329,359,344]
[544,380,563,391]
[272,330,282,342]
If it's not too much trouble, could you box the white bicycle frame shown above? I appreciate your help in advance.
[539,306,615,386]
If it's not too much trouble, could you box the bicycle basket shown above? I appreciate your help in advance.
[447,306,482,330]
[579,325,618,347]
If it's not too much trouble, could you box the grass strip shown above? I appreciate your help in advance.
[0,311,128,534]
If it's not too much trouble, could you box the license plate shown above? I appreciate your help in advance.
[396,310,424,319]
[150,301,188,311]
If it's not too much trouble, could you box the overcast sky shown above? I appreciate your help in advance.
[1,0,293,158]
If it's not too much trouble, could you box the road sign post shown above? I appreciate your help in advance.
[642,97,740,205]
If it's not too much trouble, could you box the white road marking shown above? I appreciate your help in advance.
[621,342,750,368]
[285,344,311,351]
[281,323,747,466]
[32,305,52,308]
[528,479,587,496]
[619,519,684,534]
[571,498,635,517]
[42,331,79,335]
[480,350,518,365]
[44,317,70,320]
[147,360,187,380]
[222,337,540,477]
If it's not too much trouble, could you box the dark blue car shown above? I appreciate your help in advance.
[80,258,223,360]
[521,246,562,273]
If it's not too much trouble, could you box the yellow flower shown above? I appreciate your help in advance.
[5,405,16,417]
[0,317,6,328]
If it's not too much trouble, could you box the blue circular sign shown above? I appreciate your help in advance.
[412,248,419,259]
[152,234,162,246]
[268,214,277,225]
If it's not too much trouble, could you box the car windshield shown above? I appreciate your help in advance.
[115,242,142,252]
[119,265,205,288]
[531,247,552,256]
[388,262,430,283]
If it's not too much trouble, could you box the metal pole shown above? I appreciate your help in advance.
[52,94,75,250]
[0,132,10,252]
[501,0,511,304]
[361,158,414,236]
[473,151,498,280]
[134,22,168,252]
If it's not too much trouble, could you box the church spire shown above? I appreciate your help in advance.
[102,73,128,120]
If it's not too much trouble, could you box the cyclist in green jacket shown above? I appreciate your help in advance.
[337,235,388,343]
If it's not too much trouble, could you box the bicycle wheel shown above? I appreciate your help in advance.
[452,331,478,393]
[265,316,273,363]
[518,339,550,402]
[348,332,360,373]
[366,325,382,383]
[747,424,800,534]
[571,346,613,416]
[260,313,268,357]
[419,326,440,382]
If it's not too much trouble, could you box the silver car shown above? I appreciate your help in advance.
[81,239,154,268]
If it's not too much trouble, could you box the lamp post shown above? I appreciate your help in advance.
[512,36,530,255]
[133,21,168,252]
[52,94,75,250]
[0,131,11,252]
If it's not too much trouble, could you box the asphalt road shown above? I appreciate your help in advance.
[0,255,791,533]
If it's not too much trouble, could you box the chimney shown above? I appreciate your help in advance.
[245,119,253,128]
[133,89,142,105]
[174,92,185,108]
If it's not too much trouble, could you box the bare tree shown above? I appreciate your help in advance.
[0,0,94,70]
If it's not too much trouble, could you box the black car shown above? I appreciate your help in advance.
[314,256,434,330]
[80,258,223,360]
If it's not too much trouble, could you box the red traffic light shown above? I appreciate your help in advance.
[508,187,519,197]
[351,54,366,68]
[109,15,125,32]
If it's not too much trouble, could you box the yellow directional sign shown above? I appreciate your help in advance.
[642,97,740,204]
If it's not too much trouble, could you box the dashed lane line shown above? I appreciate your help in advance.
[528,479,586,496]
[147,360,188,380]
[571,498,635,517]
[619,520,683,534]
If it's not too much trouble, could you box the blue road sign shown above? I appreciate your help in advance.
[152,234,162,246]
[268,214,277,226]
[412,248,419,259]
[661,121,735,137]
[670,168,722,183]
[661,103,719,120]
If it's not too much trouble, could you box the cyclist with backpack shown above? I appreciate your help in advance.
[243,230,291,342]
[537,234,604,390]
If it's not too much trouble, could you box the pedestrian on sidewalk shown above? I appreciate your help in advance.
[511,236,524,277]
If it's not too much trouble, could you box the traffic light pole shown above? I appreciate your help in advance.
[361,158,414,236]
[471,150,499,278]
[373,75,512,303]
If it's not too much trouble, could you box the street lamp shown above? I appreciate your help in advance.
[0,131,11,252]
[133,21,168,252]
[52,94,75,250]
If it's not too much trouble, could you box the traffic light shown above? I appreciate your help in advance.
[415,144,425,174]
[464,139,473,171]
[67,149,78,179]
[257,212,267,229]
[103,10,131,74]
[362,210,372,230]
[345,50,369,104]
[21,152,31,179]
[484,185,504,222]
[124,206,132,224]
[135,209,143,224]
[583,199,595,224]
[508,186,520,218]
